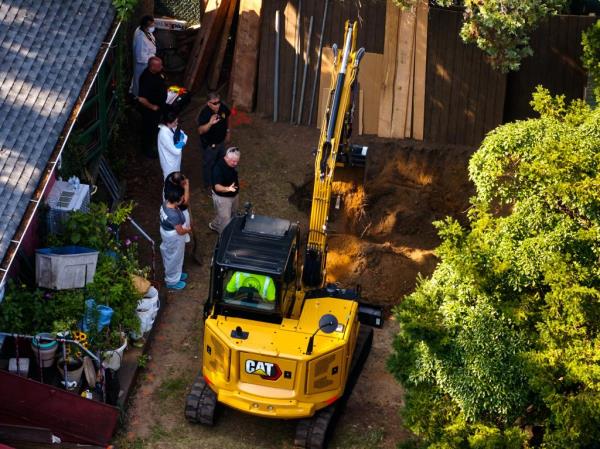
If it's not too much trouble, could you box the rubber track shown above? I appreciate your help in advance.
[294,325,374,448]
[184,374,217,425]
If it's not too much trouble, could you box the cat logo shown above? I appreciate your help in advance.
[245,359,282,381]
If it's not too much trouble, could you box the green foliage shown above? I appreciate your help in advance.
[0,283,86,335]
[582,20,600,100]
[389,88,600,448]
[49,201,133,251]
[59,131,91,182]
[0,201,145,351]
[112,0,139,21]
[392,0,568,72]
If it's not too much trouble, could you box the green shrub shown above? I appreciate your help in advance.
[389,88,600,448]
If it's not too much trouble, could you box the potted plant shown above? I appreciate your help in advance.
[100,329,128,371]
[57,352,84,388]
[56,328,88,389]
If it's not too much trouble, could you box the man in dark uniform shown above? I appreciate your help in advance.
[196,92,231,189]
[138,56,167,158]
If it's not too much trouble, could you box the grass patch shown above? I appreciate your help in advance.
[117,437,146,449]
[149,423,170,441]
[155,375,189,401]
[331,426,385,449]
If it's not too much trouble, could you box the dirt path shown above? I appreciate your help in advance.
[117,97,473,449]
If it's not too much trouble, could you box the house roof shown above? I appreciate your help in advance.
[0,0,115,267]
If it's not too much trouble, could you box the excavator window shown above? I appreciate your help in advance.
[223,271,277,311]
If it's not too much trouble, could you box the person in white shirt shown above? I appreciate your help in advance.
[158,111,188,180]
[131,15,156,97]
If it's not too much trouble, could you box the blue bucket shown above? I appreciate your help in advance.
[82,299,113,332]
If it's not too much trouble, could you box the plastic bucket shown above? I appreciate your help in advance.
[138,288,160,313]
[83,299,114,332]
[102,336,128,371]
[137,307,157,334]
[31,333,58,368]
[57,357,84,386]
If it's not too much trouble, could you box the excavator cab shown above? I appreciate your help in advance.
[204,211,300,325]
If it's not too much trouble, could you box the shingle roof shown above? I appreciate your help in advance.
[0,0,115,263]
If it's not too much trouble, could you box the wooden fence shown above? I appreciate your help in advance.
[256,0,386,124]
[254,1,595,147]
[423,7,507,146]
[504,14,596,122]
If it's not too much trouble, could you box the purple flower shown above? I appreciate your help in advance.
[124,239,131,247]
[43,292,53,300]
[132,235,139,241]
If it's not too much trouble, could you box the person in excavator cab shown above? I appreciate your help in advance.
[225,271,276,303]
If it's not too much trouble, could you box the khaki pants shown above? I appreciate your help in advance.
[211,193,239,233]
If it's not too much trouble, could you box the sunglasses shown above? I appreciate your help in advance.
[209,100,220,106]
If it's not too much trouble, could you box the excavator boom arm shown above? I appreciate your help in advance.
[302,21,363,288]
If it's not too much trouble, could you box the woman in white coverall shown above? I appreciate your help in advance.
[159,184,192,290]
[158,111,187,180]
[131,15,156,97]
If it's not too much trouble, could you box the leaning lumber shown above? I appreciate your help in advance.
[228,0,263,112]
[183,0,230,91]
[208,0,239,90]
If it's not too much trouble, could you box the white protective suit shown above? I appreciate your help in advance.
[130,27,156,97]
[158,124,188,180]
[159,207,186,286]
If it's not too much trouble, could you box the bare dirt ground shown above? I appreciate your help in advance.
[116,96,474,449]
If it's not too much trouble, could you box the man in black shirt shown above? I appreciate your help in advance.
[196,92,231,189]
[209,147,240,233]
[138,57,167,158]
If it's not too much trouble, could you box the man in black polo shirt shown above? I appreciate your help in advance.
[138,57,167,158]
[196,92,231,189]
[209,147,240,233]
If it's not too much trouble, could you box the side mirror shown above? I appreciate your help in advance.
[306,314,339,355]
[318,314,338,333]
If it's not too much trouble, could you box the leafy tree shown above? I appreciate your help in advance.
[392,0,568,72]
[389,87,600,448]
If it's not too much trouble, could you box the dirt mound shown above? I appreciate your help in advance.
[325,139,475,307]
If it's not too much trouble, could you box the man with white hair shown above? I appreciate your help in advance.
[209,147,240,233]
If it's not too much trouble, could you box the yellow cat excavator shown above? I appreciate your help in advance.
[185,22,381,449]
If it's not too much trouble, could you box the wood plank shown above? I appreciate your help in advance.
[229,0,263,112]
[208,0,239,90]
[390,6,416,138]
[255,0,271,115]
[436,9,459,144]
[404,13,417,138]
[278,0,299,122]
[446,11,465,144]
[377,0,400,137]
[412,0,428,140]
[317,47,334,129]
[183,0,230,91]
[359,52,384,134]
[358,87,364,135]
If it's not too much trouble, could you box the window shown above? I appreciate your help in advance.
[222,271,278,312]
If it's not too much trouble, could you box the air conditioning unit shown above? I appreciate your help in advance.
[46,180,91,235]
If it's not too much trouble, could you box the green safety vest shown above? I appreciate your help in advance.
[226,272,276,301]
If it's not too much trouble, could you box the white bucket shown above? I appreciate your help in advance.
[138,294,159,313]
[102,336,128,371]
[137,307,158,334]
